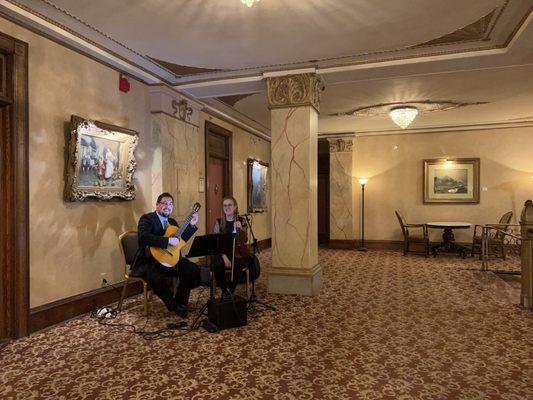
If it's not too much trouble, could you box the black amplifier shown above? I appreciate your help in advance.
[207,295,247,331]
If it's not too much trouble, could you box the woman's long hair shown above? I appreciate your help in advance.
[220,196,238,232]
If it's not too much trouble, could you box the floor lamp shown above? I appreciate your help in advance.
[357,178,368,251]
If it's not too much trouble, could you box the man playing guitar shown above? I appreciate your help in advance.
[131,192,200,318]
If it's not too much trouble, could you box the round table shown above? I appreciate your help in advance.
[426,221,472,258]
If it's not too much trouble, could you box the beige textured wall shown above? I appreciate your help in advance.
[151,113,205,260]
[0,17,153,307]
[198,113,272,242]
[353,128,533,244]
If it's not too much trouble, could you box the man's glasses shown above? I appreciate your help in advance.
[158,201,173,206]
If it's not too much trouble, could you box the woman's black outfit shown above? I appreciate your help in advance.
[213,217,251,293]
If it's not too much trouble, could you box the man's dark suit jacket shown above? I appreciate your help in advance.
[131,211,197,276]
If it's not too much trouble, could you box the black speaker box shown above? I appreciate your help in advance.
[207,295,247,331]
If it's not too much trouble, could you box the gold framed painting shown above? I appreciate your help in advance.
[423,158,480,204]
[247,158,269,213]
[65,115,139,201]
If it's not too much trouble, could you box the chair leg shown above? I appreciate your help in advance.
[403,240,408,256]
[501,244,506,260]
[118,279,128,311]
[245,268,250,300]
[143,282,149,316]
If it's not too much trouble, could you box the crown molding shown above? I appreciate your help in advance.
[318,120,533,138]
[0,0,173,83]
[202,98,271,141]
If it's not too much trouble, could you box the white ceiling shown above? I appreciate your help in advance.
[3,0,533,135]
[39,0,504,69]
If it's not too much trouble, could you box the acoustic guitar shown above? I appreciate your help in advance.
[150,202,201,268]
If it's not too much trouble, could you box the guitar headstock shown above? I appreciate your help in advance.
[192,202,201,213]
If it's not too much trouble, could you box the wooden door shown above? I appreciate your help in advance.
[205,122,232,234]
[207,157,224,232]
[317,139,330,244]
[0,33,29,339]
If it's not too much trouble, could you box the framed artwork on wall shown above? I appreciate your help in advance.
[64,115,139,201]
[423,158,480,203]
[247,158,269,213]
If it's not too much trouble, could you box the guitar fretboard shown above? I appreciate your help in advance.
[173,210,195,239]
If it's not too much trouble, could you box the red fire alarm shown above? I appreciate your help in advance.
[119,74,130,93]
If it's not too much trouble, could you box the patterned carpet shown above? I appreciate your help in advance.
[1,250,532,400]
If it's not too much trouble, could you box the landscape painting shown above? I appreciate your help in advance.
[423,158,480,203]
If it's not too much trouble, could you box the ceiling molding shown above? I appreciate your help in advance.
[4,0,532,89]
[203,102,271,142]
[319,119,533,138]
[0,0,173,83]
[172,1,532,83]
[217,93,256,107]
[413,8,499,48]
[148,56,228,78]
[333,100,488,117]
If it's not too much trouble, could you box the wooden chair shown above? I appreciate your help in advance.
[471,211,513,259]
[395,211,429,257]
[117,231,151,316]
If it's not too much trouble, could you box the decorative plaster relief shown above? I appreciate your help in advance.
[328,138,353,153]
[332,100,488,117]
[266,73,323,112]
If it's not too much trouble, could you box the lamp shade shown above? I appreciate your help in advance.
[389,106,418,129]
[241,0,259,6]
[358,177,369,185]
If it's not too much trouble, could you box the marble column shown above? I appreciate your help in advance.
[266,73,323,296]
[327,138,355,243]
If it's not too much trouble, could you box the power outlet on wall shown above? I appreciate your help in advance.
[100,273,107,287]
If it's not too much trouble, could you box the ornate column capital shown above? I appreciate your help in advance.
[266,73,323,113]
[327,138,353,153]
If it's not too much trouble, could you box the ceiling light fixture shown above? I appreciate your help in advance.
[241,0,259,7]
[389,106,419,129]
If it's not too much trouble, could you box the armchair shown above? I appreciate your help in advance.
[395,211,429,257]
[471,211,513,259]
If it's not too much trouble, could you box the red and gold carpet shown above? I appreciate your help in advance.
[1,250,532,399]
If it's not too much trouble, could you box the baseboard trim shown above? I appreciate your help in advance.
[328,240,404,250]
[29,281,143,334]
[328,240,356,249]
[363,240,405,250]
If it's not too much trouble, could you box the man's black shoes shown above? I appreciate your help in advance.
[173,303,188,318]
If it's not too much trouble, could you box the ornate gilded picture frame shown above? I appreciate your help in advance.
[65,115,139,201]
[423,158,480,203]
[247,158,269,213]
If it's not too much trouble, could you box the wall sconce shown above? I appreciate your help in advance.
[171,99,193,122]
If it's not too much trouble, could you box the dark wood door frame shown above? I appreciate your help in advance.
[0,32,29,339]
[204,121,232,233]
[317,139,330,244]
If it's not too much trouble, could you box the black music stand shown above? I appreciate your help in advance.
[186,233,234,330]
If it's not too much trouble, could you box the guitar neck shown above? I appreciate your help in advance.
[173,211,194,239]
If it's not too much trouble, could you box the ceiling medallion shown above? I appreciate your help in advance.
[241,0,260,7]
[333,100,488,129]
[389,106,419,129]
